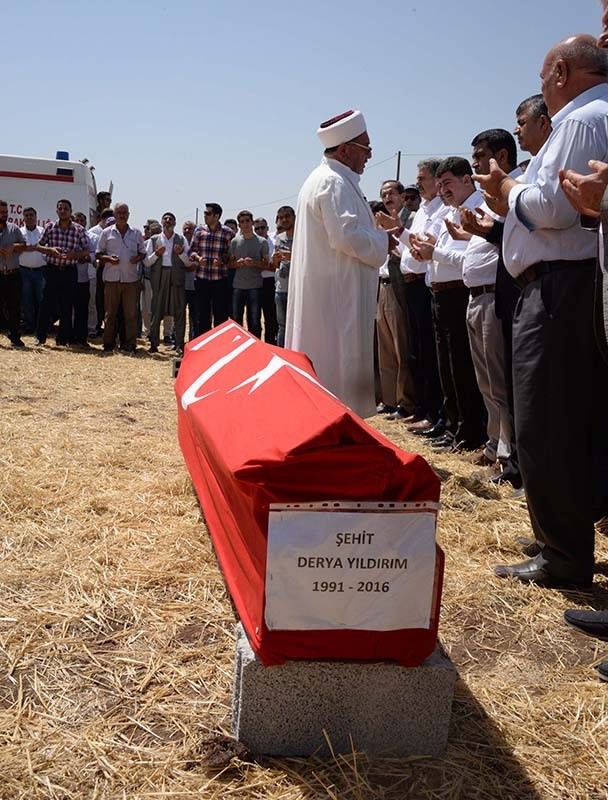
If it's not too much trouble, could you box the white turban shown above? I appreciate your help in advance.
[317,110,367,149]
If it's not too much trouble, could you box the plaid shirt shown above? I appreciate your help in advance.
[190,223,234,280]
[39,221,89,266]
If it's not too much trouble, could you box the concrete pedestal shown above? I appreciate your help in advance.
[232,623,456,757]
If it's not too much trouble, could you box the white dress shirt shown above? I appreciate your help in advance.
[463,167,523,288]
[144,232,190,267]
[399,196,448,276]
[428,190,483,284]
[503,83,608,277]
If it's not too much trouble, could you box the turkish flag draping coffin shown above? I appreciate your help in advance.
[175,321,443,666]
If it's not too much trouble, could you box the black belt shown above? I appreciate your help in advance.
[515,258,595,290]
[469,283,496,297]
[403,273,426,284]
[380,277,391,285]
[431,279,465,292]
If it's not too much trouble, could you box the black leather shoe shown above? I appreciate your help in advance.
[489,469,522,489]
[431,437,456,450]
[430,434,454,448]
[418,424,447,438]
[494,555,592,589]
[386,406,409,421]
[597,661,608,681]
[564,609,608,640]
[376,403,396,415]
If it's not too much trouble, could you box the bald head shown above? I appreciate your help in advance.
[548,34,608,73]
[541,34,608,115]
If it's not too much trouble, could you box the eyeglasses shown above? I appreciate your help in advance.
[346,140,372,154]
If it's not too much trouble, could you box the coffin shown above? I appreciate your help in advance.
[175,322,443,666]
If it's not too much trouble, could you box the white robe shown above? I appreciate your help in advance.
[285,157,387,418]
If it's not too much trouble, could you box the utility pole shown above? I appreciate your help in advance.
[396,151,401,181]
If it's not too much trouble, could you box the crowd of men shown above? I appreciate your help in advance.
[0,194,296,356]
[3,17,608,681]
[283,29,608,680]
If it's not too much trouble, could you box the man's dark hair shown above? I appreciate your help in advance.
[162,212,176,222]
[471,129,517,170]
[99,208,114,220]
[276,205,295,217]
[206,202,222,217]
[436,157,472,179]
[224,218,237,227]
[253,217,268,226]
[369,200,388,214]
[516,93,549,119]
[97,191,111,201]
[381,180,405,193]
[0,199,7,207]
[237,210,254,222]
[417,158,441,176]
[57,198,73,209]
[23,206,36,215]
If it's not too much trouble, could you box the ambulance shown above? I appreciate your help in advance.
[0,151,103,229]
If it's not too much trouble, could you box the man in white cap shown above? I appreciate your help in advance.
[285,110,390,417]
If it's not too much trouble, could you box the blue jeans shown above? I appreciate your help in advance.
[20,267,45,332]
[275,291,288,347]
[233,287,262,338]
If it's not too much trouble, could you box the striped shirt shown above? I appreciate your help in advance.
[190,223,234,280]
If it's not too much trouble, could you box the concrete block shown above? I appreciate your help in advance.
[232,623,456,758]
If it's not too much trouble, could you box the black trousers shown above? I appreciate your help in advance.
[405,279,443,422]
[494,258,521,482]
[37,264,77,344]
[261,276,277,344]
[185,288,198,340]
[432,286,485,445]
[513,259,608,581]
[95,265,105,332]
[73,281,90,343]
[195,277,229,335]
[0,270,22,339]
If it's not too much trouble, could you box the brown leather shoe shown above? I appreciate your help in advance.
[407,418,433,432]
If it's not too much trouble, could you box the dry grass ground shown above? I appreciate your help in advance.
[1,337,607,799]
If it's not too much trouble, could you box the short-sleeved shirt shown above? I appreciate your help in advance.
[230,234,269,290]
[274,231,293,293]
[190,223,234,280]
[96,224,145,283]
[19,225,46,269]
[38,221,89,267]
[0,223,26,272]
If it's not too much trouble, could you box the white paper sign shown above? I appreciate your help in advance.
[265,501,438,631]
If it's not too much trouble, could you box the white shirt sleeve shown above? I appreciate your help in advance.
[513,118,598,231]
[144,237,156,267]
